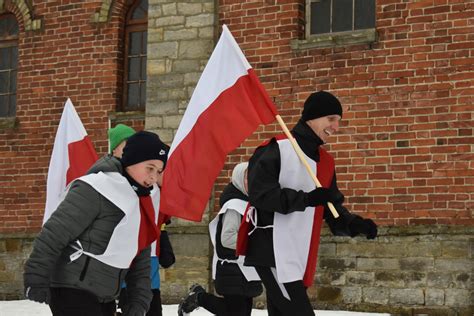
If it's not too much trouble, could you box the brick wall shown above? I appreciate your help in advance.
[0,0,472,314]
[0,0,143,233]
[215,0,473,226]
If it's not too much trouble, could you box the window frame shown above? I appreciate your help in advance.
[121,0,148,112]
[0,13,19,119]
[292,0,376,50]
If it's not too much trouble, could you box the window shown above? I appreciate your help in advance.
[0,14,19,117]
[309,0,375,35]
[123,0,148,112]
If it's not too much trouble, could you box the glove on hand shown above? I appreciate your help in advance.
[349,216,378,239]
[306,188,343,207]
[122,304,146,316]
[25,286,51,304]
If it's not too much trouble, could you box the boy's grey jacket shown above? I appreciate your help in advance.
[24,155,152,311]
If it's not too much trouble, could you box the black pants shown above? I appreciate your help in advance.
[198,292,253,316]
[255,267,315,316]
[119,288,162,316]
[147,289,162,316]
[49,287,116,316]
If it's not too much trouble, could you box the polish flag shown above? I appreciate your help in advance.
[42,98,98,224]
[161,25,278,222]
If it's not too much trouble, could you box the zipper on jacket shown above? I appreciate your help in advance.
[114,269,124,297]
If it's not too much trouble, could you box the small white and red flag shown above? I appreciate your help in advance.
[161,25,278,222]
[42,98,98,224]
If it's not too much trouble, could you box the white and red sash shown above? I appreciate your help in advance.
[69,172,160,269]
[274,137,334,286]
[209,199,260,282]
[237,135,334,287]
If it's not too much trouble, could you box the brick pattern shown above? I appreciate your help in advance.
[0,1,145,233]
[216,0,474,226]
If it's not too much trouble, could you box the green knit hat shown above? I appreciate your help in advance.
[108,124,136,152]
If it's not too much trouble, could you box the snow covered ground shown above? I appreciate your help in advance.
[0,300,390,316]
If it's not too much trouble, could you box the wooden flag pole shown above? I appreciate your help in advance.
[275,115,339,218]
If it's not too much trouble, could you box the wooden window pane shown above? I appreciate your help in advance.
[10,19,18,35]
[142,31,147,54]
[0,47,8,70]
[310,0,330,35]
[141,57,146,80]
[355,0,375,29]
[127,83,139,108]
[132,7,145,20]
[0,18,6,35]
[140,83,146,107]
[9,95,15,116]
[0,72,8,93]
[0,14,18,117]
[122,1,147,112]
[129,32,142,55]
[10,70,16,92]
[0,95,8,116]
[333,0,353,32]
[132,0,148,20]
[128,57,140,81]
[11,46,17,68]
[0,14,18,38]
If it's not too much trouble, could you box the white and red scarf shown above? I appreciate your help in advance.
[69,172,161,268]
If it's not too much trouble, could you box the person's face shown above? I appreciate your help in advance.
[306,114,341,144]
[125,159,164,188]
[112,140,127,158]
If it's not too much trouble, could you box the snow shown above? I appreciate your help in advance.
[0,300,390,316]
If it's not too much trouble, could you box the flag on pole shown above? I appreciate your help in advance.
[161,25,278,222]
[42,98,98,224]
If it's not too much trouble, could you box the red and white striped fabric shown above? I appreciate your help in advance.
[42,98,98,224]
[161,25,277,222]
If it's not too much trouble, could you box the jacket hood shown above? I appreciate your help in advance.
[219,183,248,208]
[87,155,123,175]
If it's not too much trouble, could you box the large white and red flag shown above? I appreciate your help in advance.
[161,25,278,222]
[42,98,98,224]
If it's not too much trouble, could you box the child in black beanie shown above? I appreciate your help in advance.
[24,130,169,316]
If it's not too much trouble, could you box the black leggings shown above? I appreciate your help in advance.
[147,289,162,316]
[198,292,253,316]
[119,288,162,316]
[49,287,116,316]
[255,267,315,316]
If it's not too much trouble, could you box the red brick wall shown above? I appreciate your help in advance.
[215,0,473,226]
[0,1,145,233]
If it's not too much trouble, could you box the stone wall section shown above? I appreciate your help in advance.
[145,0,216,296]
[2,226,471,315]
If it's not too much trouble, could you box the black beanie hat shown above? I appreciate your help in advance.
[121,131,169,168]
[301,91,343,121]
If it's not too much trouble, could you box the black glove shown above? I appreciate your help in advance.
[25,286,51,304]
[306,188,343,207]
[159,230,176,268]
[122,303,146,316]
[349,216,378,239]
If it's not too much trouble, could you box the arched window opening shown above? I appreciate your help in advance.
[0,13,19,117]
[122,0,148,112]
